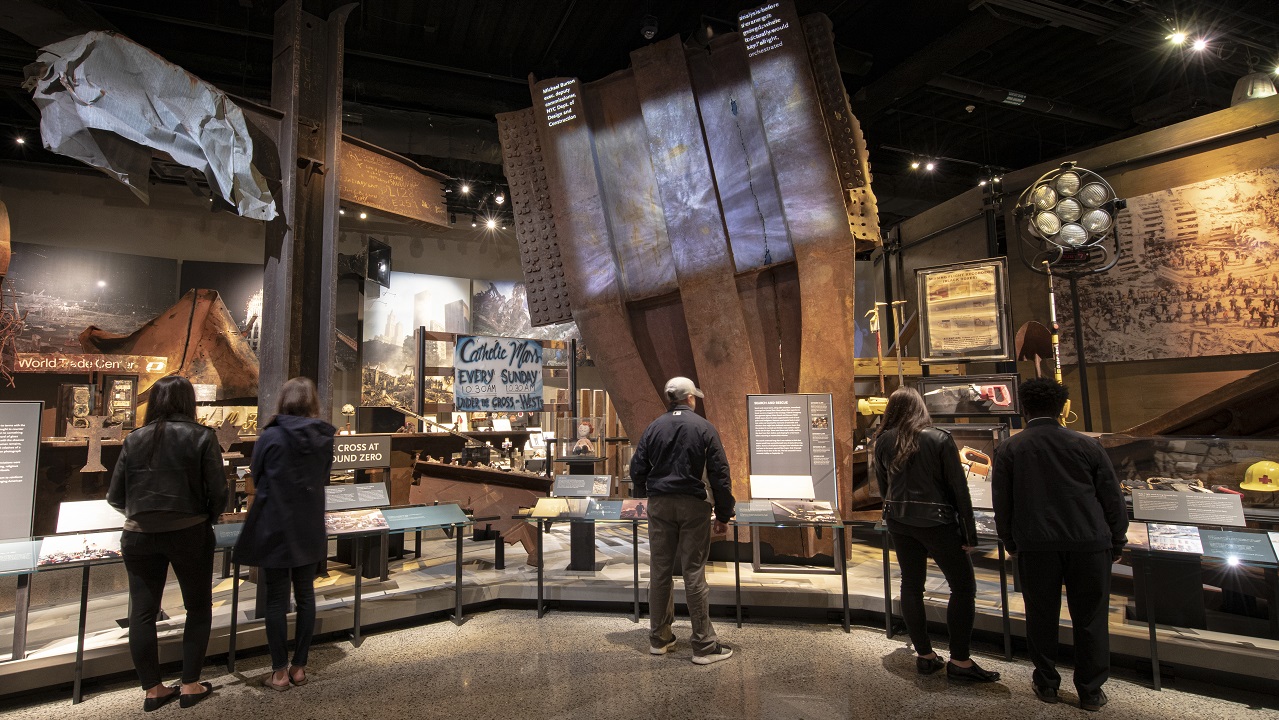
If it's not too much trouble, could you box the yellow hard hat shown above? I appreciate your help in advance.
[1241,460,1279,492]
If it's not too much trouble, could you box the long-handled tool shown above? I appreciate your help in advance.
[867,303,886,396]
[890,300,907,389]
[1043,261,1075,426]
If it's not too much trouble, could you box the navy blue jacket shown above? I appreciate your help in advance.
[630,404,735,522]
[992,417,1128,554]
[233,415,336,568]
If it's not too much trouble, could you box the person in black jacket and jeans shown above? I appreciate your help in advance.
[992,378,1127,711]
[234,378,336,691]
[630,376,735,665]
[875,387,999,682]
[108,375,227,711]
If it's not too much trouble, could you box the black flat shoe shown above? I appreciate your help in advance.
[143,686,180,712]
[179,682,213,708]
[916,656,946,675]
[1033,684,1060,704]
[1080,689,1108,712]
[946,660,1001,682]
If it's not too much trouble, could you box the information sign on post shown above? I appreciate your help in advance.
[0,402,42,541]
[1131,489,1247,527]
[331,434,392,471]
[453,336,544,413]
[746,394,837,507]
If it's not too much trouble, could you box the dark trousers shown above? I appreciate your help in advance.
[263,563,318,671]
[121,524,215,689]
[888,520,976,660]
[648,494,718,655]
[1018,549,1113,697]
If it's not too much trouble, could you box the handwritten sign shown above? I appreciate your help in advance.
[453,336,544,412]
[15,353,168,374]
[338,139,447,227]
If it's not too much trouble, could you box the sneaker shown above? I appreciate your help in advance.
[691,644,734,665]
[1080,689,1108,712]
[649,639,676,655]
[1033,684,1059,704]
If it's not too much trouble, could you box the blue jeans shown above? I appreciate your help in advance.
[263,563,317,671]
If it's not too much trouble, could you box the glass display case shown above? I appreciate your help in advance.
[554,416,604,462]
[1099,435,1279,520]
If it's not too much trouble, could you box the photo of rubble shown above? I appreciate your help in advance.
[1059,166,1279,364]
[472,280,591,365]
[37,531,123,566]
[1148,523,1204,555]
[362,272,471,408]
[324,509,389,535]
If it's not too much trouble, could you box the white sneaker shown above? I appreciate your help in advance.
[650,639,676,655]
[691,644,733,665]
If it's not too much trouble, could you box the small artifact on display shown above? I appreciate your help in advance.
[734,499,840,525]
[1102,436,1279,507]
[915,258,1014,364]
[553,417,602,461]
[917,374,1020,417]
[64,414,124,473]
[935,423,1008,511]
[37,531,122,566]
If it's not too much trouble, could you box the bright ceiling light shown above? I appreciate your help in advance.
[910,160,920,169]
[359,211,368,220]
[460,183,470,194]
[15,136,25,145]
[924,161,936,171]
[485,218,497,230]
[1019,162,1122,251]
[1192,38,1208,51]
[495,192,505,205]
[338,208,345,215]
[1167,31,1186,45]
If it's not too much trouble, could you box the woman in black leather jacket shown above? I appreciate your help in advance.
[108,375,227,711]
[874,387,999,682]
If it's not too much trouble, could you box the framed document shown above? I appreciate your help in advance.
[916,373,1020,417]
[916,258,1013,364]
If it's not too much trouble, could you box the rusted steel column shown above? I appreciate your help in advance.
[528,77,667,438]
[740,1,862,511]
[632,36,762,500]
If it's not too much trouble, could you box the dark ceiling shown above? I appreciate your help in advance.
[1,0,1277,227]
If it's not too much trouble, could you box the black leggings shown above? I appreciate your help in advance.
[888,520,977,660]
[263,563,318,671]
[121,524,215,689]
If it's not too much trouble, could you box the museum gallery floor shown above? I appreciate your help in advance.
[2,524,1278,713]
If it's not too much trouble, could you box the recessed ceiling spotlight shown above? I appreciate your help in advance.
[485,218,497,230]
[495,192,505,205]
[925,161,936,171]
[1167,30,1187,45]
[910,160,920,170]
[339,208,345,215]
[461,183,470,195]
[15,136,25,145]
[641,15,658,40]
[1192,38,1208,51]
[359,211,368,220]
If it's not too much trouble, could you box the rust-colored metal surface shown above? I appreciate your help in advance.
[1121,361,1279,437]
[632,36,762,499]
[495,108,574,327]
[497,1,880,509]
[79,289,259,400]
[338,137,448,228]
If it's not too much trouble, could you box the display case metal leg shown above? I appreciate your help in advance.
[72,564,90,704]
[1145,561,1160,691]
[734,525,742,629]
[632,521,640,623]
[838,527,850,633]
[494,532,505,570]
[415,529,422,559]
[882,535,893,639]
[227,563,240,673]
[537,521,545,619]
[453,529,464,626]
[998,543,1012,660]
[351,537,364,648]
[11,573,31,661]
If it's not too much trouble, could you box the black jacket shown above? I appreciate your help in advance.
[875,426,977,546]
[107,415,228,525]
[233,415,336,569]
[630,404,735,523]
[991,418,1128,554]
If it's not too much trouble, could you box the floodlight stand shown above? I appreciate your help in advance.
[1067,275,1093,431]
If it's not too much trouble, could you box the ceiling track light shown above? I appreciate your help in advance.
[1167,30,1187,45]
[641,15,658,41]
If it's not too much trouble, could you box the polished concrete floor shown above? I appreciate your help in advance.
[0,608,1275,720]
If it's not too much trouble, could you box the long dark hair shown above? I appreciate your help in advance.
[142,375,197,463]
[874,387,933,475]
[276,377,320,418]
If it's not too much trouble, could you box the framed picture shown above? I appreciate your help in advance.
[916,373,1020,417]
[934,423,1010,511]
[915,257,1013,364]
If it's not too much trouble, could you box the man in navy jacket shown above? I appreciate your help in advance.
[631,376,735,664]
[993,378,1127,711]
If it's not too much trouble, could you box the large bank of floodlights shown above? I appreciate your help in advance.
[1017,162,1125,272]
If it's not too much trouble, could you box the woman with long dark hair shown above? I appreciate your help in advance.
[234,377,335,691]
[874,387,999,682]
[108,375,227,711]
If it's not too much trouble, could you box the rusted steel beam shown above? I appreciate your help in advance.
[740,0,863,509]
[632,35,763,500]
[529,76,667,438]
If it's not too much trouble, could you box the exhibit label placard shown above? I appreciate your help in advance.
[0,539,40,574]
[1131,489,1246,527]
[381,504,469,530]
[331,434,392,470]
[747,394,837,507]
[214,523,243,549]
[734,500,777,524]
[0,401,42,541]
[453,336,544,413]
[324,482,391,511]
[56,500,124,534]
[584,500,622,521]
[1199,530,1277,565]
[1148,523,1204,554]
[552,474,612,498]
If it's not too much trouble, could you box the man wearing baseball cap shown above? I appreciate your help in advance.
[630,376,736,664]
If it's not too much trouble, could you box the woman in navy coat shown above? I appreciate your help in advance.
[234,378,335,691]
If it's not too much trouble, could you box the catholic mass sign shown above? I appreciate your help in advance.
[453,336,544,412]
